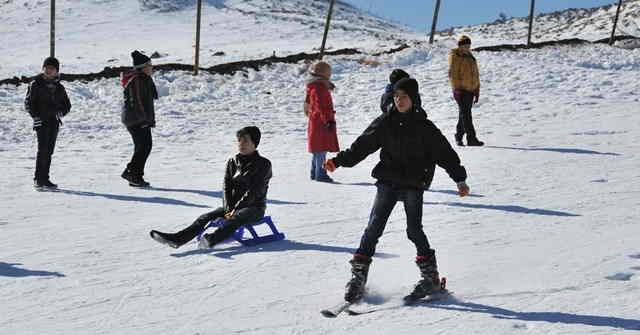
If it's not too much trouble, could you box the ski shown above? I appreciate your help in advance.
[320,301,354,318]
[345,277,451,316]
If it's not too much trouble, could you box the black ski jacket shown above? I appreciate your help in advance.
[223,151,272,212]
[24,74,71,124]
[333,106,466,189]
[121,70,158,128]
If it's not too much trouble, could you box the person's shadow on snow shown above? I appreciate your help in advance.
[0,262,65,278]
[423,201,579,217]
[485,145,621,156]
[169,239,398,260]
[423,299,640,331]
[149,187,306,205]
[56,189,210,208]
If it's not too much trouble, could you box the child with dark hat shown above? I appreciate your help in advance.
[24,56,71,189]
[120,50,158,187]
[149,126,273,250]
[323,77,470,303]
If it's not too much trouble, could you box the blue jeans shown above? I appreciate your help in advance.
[310,152,329,180]
[355,182,431,258]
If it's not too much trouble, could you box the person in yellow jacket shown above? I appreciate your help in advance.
[449,35,484,146]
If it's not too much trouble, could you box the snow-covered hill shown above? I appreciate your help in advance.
[436,0,640,45]
[0,0,417,78]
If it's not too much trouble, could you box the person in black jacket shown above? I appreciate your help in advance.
[380,70,435,189]
[323,78,470,303]
[149,126,272,249]
[24,57,71,189]
[120,50,158,187]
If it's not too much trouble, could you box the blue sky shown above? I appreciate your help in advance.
[343,0,621,31]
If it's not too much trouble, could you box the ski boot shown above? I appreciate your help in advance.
[405,249,441,302]
[149,230,182,249]
[344,255,371,303]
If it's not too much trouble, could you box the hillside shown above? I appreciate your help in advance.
[435,0,640,45]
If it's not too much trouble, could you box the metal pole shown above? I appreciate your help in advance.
[610,0,623,45]
[50,0,55,57]
[428,0,442,44]
[194,0,202,75]
[319,0,336,59]
[527,0,535,46]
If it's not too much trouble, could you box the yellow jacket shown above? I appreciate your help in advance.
[448,48,480,92]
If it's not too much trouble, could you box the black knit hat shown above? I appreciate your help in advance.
[389,69,409,85]
[237,126,261,147]
[131,50,151,69]
[393,78,420,107]
[42,57,60,71]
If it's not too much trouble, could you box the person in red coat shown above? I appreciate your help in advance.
[305,61,339,182]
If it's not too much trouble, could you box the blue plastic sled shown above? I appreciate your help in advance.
[196,216,285,247]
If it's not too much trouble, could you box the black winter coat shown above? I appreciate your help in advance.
[223,151,272,212]
[121,71,158,128]
[333,107,466,189]
[24,74,71,125]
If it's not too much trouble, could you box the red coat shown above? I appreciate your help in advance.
[306,81,339,153]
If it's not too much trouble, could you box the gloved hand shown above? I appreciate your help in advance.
[325,120,336,130]
[473,88,480,104]
[457,181,470,197]
[323,159,337,173]
[32,117,42,131]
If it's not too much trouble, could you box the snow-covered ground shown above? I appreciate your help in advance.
[2,1,640,334]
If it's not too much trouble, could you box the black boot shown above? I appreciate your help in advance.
[454,135,464,147]
[344,256,372,302]
[407,249,441,300]
[149,230,183,249]
[467,138,484,146]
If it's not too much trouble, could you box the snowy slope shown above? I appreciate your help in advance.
[2,1,640,335]
[0,0,417,79]
[435,0,640,46]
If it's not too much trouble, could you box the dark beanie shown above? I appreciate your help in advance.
[131,50,151,69]
[42,57,60,71]
[393,78,420,107]
[237,126,261,147]
[389,69,409,85]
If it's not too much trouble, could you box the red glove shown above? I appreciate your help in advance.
[323,159,337,173]
[457,181,470,197]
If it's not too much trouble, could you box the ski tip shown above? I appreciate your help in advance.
[320,310,338,318]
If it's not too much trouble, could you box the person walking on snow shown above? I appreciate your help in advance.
[121,50,158,187]
[149,126,272,249]
[24,56,72,190]
[449,35,484,146]
[322,78,470,303]
[305,61,339,182]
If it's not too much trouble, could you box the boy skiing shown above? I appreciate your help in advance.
[323,78,470,304]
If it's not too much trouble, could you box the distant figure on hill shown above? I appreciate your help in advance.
[149,126,272,250]
[24,56,71,190]
[120,50,158,187]
[449,35,484,146]
[304,61,339,183]
[323,78,470,304]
